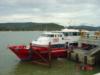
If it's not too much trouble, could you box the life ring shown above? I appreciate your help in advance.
[79,64,94,71]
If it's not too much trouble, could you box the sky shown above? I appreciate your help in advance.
[0,0,100,26]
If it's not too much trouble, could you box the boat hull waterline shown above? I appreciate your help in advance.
[8,45,67,61]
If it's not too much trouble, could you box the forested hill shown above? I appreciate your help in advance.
[0,22,64,31]
[0,22,99,31]
[67,25,100,31]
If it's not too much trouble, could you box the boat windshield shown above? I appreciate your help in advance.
[41,34,54,37]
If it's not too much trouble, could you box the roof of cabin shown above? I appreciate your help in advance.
[43,32,63,35]
[61,28,79,32]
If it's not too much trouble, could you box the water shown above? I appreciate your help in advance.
[0,31,100,75]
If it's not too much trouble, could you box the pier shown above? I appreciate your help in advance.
[67,31,100,65]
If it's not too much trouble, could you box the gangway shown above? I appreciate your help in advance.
[88,46,100,56]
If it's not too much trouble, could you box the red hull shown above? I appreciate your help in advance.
[8,45,67,61]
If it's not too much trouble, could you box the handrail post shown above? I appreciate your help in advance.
[65,42,68,57]
[29,43,33,60]
[48,42,52,68]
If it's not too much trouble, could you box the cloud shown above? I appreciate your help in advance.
[0,0,100,26]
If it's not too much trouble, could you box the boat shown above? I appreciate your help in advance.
[8,28,81,61]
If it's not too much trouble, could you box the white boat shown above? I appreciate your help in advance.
[32,28,80,47]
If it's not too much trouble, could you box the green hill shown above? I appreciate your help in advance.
[67,25,100,31]
[0,22,99,31]
[0,22,64,31]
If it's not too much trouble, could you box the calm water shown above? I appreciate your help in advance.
[0,31,100,75]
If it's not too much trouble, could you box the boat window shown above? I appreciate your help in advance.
[68,32,72,36]
[73,32,80,36]
[63,32,80,36]
[63,32,68,36]
[57,34,62,37]
[77,32,80,35]
[49,34,54,37]
[55,35,57,37]
[73,32,78,36]
[41,34,54,37]
[60,35,62,37]
[57,35,59,37]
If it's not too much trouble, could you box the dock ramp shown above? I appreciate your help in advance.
[88,46,100,56]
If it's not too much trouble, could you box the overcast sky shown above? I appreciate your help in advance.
[0,0,100,26]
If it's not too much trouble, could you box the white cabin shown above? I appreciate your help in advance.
[61,28,80,46]
[32,32,65,47]
[32,28,81,47]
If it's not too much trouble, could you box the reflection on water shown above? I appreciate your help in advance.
[8,59,99,75]
[7,60,81,75]
[0,31,100,75]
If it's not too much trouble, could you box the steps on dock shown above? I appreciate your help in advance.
[88,46,100,56]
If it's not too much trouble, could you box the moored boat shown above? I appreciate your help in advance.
[8,29,81,61]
